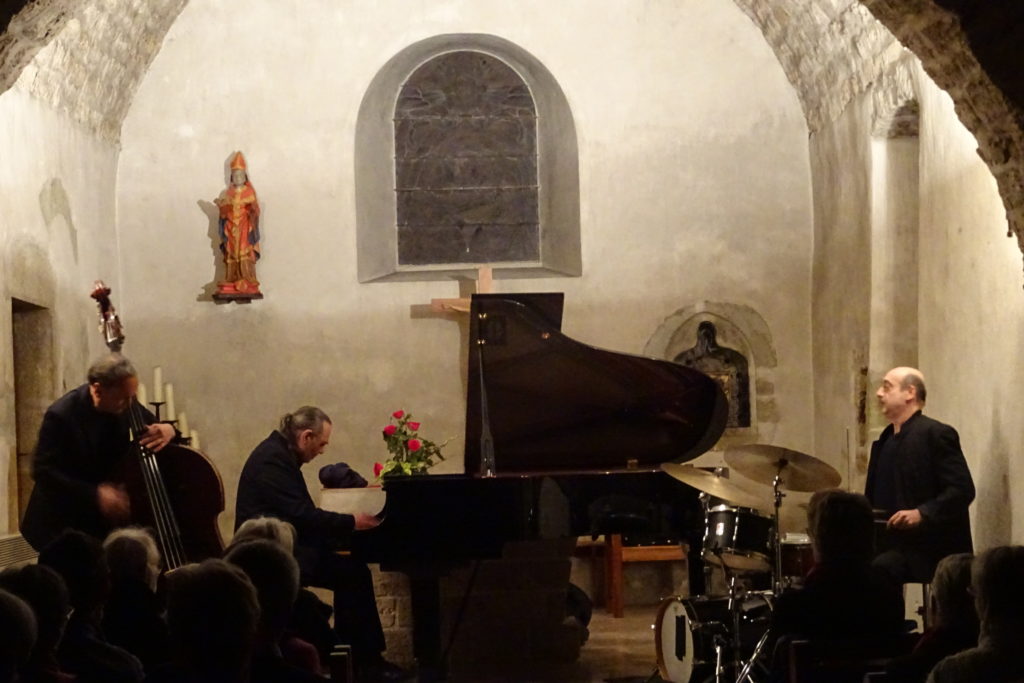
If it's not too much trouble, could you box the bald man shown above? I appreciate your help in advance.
[865,367,975,584]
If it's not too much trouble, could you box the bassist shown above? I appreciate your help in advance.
[21,354,175,551]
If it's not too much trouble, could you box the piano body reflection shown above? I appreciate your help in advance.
[352,293,728,680]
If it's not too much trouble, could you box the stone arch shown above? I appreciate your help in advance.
[354,33,581,283]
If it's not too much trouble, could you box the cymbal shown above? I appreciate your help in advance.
[661,463,769,510]
[724,444,842,492]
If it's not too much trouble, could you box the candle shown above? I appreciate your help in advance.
[136,382,148,408]
[177,411,189,437]
[165,383,176,421]
[190,429,200,450]
[153,367,164,402]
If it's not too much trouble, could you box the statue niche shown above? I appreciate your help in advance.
[674,321,751,428]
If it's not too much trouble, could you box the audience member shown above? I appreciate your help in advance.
[886,553,977,682]
[146,559,260,683]
[37,529,143,683]
[229,517,332,672]
[0,588,36,683]
[769,489,905,681]
[0,564,75,683]
[927,545,1024,683]
[225,540,324,682]
[102,528,168,672]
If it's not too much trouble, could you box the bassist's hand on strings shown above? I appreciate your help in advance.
[139,423,175,452]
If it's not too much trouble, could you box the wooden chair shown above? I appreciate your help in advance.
[604,534,688,618]
[787,633,919,683]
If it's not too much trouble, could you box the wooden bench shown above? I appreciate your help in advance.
[604,534,688,618]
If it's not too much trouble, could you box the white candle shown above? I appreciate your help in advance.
[153,367,164,402]
[177,411,189,437]
[136,382,148,408]
[190,429,200,450]
[165,383,176,420]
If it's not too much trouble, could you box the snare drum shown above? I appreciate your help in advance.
[702,505,773,573]
[655,593,773,683]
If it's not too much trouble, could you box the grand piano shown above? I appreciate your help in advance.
[352,293,728,680]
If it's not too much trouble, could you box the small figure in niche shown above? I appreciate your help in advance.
[674,321,751,428]
[214,152,261,297]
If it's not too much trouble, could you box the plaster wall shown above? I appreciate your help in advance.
[809,96,873,488]
[914,63,1024,550]
[116,0,814,535]
[0,85,119,532]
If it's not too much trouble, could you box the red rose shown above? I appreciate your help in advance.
[373,462,383,477]
[392,410,405,419]
[408,439,422,452]
[383,424,397,436]
[407,421,420,431]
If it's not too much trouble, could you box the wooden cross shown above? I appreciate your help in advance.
[429,266,493,314]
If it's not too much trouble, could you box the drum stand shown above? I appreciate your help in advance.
[726,474,788,683]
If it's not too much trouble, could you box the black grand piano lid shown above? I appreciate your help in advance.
[464,293,728,475]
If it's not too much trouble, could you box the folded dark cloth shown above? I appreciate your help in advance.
[318,462,368,489]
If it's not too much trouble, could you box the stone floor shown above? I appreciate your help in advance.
[445,604,668,683]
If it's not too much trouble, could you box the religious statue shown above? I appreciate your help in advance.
[214,151,261,298]
[674,321,751,428]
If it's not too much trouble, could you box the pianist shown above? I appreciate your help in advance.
[234,406,409,682]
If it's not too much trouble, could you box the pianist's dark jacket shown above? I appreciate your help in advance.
[235,430,355,573]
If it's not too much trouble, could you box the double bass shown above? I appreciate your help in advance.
[91,282,224,567]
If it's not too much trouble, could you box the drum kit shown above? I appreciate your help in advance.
[653,445,842,683]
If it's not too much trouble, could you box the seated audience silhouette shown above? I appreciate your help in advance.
[103,527,169,673]
[0,588,36,683]
[38,529,143,683]
[229,516,335,673]
[146,559,260,683]
[886,553,977,682]
[0,563,75,683]
[225,539,324,682]
[927,545,1024,683]
[770,489,905,680]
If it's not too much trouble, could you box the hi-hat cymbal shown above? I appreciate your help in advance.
[661,463,769,510]
[724,444,842,492]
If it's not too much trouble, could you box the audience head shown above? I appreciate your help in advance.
[104,526,162,591]
[37,529,109,615]
[165,558,259,680]
[224,539,301,642]
[229,516,296,555]
[0,564,70,667]
[971,545,1024,643]
[806,489,874,563]
[930,553,976,630]
[0,588,36,682]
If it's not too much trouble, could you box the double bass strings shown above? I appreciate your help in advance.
[127,399,188,570]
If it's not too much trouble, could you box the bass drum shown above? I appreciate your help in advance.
[655,593,772,683]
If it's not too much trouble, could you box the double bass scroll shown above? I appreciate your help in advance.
[91,281,225,567]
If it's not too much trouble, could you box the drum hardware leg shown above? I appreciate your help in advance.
[771,472,786,595]
[713,633,727,683]
[734,627,771,683]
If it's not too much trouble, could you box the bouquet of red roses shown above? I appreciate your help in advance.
[374,410,449,478]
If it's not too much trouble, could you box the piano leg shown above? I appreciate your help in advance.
[409,576,445,682]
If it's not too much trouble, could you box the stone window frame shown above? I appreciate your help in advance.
[355,34,581,283]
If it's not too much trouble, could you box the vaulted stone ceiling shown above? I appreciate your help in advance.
[2,0,1023,262]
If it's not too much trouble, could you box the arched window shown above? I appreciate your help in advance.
[395,51,539,265]
[356,34,580,282]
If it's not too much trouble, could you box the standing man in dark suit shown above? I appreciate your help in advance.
[865,367,975,583]
[21,354,175,551]
[235,406,409,682]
